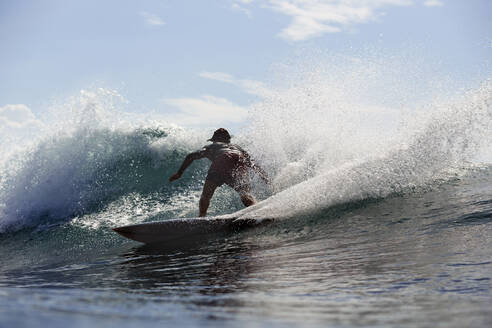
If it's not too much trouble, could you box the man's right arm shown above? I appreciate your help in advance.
[169,149,206,182]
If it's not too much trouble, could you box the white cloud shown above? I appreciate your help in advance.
[0,104,44,148]
[233,0,417,41]
[200,71,236,84]
[423,0,443,7]
[231,3,253,17]
[199,71,272,97]
[162,95,249,126]
[0,104,40,128]
[140,11,165,26]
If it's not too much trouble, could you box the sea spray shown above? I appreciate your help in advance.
[238,81,492,219]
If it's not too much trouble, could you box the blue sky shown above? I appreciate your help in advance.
[0,0,491,130]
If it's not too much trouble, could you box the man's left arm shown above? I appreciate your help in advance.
[241,149,271,185]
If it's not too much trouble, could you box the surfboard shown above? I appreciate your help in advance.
[112,215,274,244]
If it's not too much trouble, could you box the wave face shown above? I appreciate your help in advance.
[0,90,214,232]
[0,126,198,232]
[0,61,491,233]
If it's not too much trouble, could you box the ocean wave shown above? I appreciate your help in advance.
[0,77,490,233]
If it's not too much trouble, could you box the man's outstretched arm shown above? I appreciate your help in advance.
[250,161,271,185]
[169,150,205,182]
[241,150,271,185]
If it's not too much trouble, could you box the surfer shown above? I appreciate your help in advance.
[169,128,270,217]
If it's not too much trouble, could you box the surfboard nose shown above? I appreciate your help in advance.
[112,226,134,238]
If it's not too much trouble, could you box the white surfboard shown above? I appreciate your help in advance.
[112,215,274,244]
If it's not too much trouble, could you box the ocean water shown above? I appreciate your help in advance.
[1,61,491,327]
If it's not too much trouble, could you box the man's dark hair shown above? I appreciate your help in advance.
[208,128,231,143]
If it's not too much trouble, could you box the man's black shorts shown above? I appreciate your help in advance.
[206,153,250,192]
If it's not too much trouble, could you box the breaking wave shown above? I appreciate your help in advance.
[0,59,491,233]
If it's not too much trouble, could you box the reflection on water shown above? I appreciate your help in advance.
[110,192,492,326]
[117,239,255,298]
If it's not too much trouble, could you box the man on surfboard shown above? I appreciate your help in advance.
[169,128,270,217]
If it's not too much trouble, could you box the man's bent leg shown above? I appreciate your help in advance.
[199,179,218,217]
[232,179,256,207]
[240,193,256,207]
